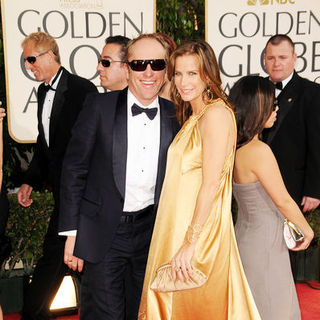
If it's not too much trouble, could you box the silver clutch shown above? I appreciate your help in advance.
[283,219,304,249]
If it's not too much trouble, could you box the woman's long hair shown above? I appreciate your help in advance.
[228,75,275,148]
[167,40,229,126]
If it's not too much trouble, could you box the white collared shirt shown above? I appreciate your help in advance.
[275,72,294,97]
[123,89,160,211]
[42,70,63,146]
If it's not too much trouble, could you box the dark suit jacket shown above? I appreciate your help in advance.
[263,71,320,205]
[59,88,179,263]
[23,67,97,208]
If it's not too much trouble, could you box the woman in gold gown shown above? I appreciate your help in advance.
[138,40,261,320]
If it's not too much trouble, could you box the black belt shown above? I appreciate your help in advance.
[120,205,154,223]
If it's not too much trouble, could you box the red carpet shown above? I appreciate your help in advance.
[296,281,320,320]
[3,313,79,320]
[4,282,320,319]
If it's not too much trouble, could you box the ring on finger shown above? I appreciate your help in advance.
[174,266,180,272]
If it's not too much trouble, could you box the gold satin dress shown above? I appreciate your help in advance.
[139,100,261,320]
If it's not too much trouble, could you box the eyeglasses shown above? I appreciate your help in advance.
[98,59,123,68]
[24,51,49,64]
[127,59,166,72]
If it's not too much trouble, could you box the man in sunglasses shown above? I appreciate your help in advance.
[97,35,130,91]
[17,32,97,320]
[59,33,179,320]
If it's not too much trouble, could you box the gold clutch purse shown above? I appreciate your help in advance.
[150,263,208,292]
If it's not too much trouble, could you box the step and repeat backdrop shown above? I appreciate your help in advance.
[1,0,155,142]
[2,0,320,142]
[207,0,320,92]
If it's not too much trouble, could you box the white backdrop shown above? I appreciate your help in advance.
[207,0,320,92]
[1,0,155,142]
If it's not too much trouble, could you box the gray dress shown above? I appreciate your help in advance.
[233,181,301,320]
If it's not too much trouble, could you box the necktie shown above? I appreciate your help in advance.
[131,103,158,120]
[275,82,283,90]
[43,67,63,92]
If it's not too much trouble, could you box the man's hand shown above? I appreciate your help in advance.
[0,107,6,121]
[17,184,33,207]
[64,236,84,272]
[301,196,320,213]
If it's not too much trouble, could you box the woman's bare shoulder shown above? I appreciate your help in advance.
[203,100,233,125]
[238,139,273,159]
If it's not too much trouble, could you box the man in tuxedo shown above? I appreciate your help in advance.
[17,32,97,320]
[59,33,179,320]
[97,35,129,91]
[263,34,320,212]
[0,107,11,269]
[263,34,320,278]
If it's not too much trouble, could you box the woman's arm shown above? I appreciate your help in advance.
[171,103,235,281]
[251,142,314,251]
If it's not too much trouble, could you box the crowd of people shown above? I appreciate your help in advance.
[0,30,319,320]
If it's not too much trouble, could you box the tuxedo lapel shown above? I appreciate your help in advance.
[267,72,299,144]
[154,98,174,205]
[112,88,128,199]
[49,69,68,147]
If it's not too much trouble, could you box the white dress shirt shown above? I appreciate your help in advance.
[124,89,160,212]
[42,70,63,146]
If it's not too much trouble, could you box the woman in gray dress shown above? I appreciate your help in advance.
[229,76,314,320]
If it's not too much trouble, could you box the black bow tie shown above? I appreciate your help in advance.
[43,84,56,92]
[275,82,283,90]
[131,103,158,120]
[43,67,63,93]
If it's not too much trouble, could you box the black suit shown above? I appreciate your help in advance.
[0,183,10,266]
[59,88,179,319]
[263,71,320,205]
[21,67,97,320]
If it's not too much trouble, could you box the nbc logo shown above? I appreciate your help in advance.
[247,0,295,5]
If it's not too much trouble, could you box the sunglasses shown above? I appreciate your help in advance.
[273,99,278,111]
[98,59,123,68]
[127,59,166,72]
[24,51,49,64]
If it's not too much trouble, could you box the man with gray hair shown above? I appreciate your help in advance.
[59,33,179,320]
[17,32,97,320]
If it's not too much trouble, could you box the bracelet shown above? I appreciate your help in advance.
[186,224,203,244]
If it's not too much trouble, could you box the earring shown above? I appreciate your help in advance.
[206,87,214,101]
[176,91,181,98]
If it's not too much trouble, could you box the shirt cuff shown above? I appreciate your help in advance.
[59,230,77,236]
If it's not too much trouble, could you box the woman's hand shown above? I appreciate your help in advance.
[171,241,196,282]
[290,229,314,251]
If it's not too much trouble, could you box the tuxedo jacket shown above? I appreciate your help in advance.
[59,88,180,263]
[24,67,97,206]
[0,184,9,236]
[263,71,320,205]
